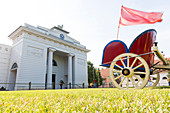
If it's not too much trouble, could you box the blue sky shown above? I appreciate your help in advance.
[0,0,170,67]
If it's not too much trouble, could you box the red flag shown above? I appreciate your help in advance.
[119,6,163,27]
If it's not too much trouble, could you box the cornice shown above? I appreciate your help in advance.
[8,26,90,53]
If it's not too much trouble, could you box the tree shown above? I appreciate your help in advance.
[96,68,103,86]
[167,60,170,78]
[87,61,103,86]
[87,61,94,85]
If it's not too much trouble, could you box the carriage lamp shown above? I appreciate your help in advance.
[154,42,158,46]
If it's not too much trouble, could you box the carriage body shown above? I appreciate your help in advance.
[101,29,157,68]
[100,29,164,89]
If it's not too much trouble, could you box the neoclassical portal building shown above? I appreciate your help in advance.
[0,23,90,90]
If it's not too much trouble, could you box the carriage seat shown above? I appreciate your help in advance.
[101,29,157,67]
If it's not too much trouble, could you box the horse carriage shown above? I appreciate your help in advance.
[101,29,170,89]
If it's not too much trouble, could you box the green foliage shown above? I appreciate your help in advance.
[0,89,170,112]
[87,61,103,86]
[87,61,94,85]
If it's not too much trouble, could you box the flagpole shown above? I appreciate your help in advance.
[116,5,122,40]
[116,25,120,40]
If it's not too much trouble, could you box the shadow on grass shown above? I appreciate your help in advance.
[153,86,170,89]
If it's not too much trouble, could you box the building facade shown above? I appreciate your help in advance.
[0,23,90,90]
[100,68,114,88]
[0,44,11,85]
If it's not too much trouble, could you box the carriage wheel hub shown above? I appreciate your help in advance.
[122,68,133,77]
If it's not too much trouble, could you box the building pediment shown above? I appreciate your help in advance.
[8,23,90,53]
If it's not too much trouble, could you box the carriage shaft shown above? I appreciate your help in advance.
[153,65,170,70]
[151,44,168,65]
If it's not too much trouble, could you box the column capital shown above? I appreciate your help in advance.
[48,47,56,52]
[67,53,74,57]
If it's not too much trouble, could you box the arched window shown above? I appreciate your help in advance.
[135,79,138,81]
[53,60,57,66]
[162,77,167,79]
[11,63,18,70]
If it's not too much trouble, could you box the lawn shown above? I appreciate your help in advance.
[0,88,170,112]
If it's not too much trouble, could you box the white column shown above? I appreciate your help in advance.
[68,54,74,87]
[47,48,56,88]
[72,56,76,85]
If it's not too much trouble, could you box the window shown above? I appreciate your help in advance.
[162,77,167,79]
[135,79,138,81]
[5,48,8,51]
[11,63,18,70]
[53,60,57,66]
[109,82,113,87]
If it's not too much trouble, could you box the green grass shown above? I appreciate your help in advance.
[0,88,170,112]
[153,86,170,89]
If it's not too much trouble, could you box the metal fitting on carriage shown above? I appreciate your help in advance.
[152,42,158,52]
[151,45,158,52]
[154,42,158,46]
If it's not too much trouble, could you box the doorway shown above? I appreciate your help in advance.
[9,63,18,90]
[52,74,56,89]
[9,70,17,90]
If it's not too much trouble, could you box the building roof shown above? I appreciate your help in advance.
[8,23,90,53]
[51,26,69,34]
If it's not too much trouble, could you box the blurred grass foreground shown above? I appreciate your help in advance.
[0,88,170,112]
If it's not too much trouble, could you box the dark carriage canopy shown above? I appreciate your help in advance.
[101,29,157,67]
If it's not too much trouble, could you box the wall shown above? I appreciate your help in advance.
[7,35,23,90]
[157,72,169,86]
[0,44,11,88]
[74,53,88,87]
[14,34,47,89]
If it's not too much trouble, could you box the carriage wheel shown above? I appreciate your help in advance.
[109,53,150,89]
[146,70,160,88]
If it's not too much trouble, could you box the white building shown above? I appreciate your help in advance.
[156,72,169,86]
[0,23,90,90]
[0,44,11,84]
